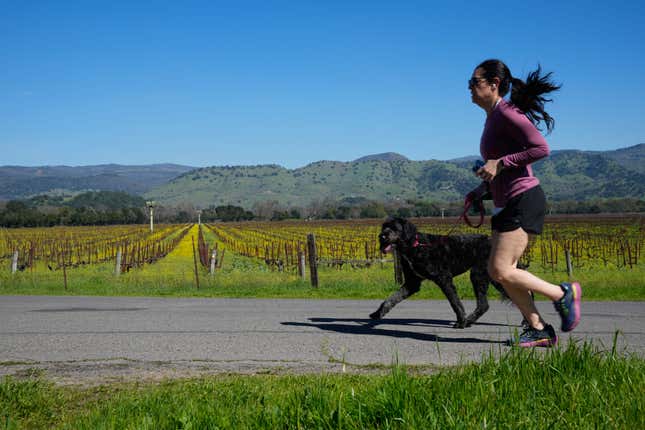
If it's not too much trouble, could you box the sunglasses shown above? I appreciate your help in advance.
[468,77,486,88]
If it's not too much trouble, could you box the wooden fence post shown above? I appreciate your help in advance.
[11,250,18,274]
[565,249,573,277]
[191,236,200,289]
[392,248,403,285]
[62,252,68,291]
[115,250,122,276]
[217,249,225,269]
[307,233,318,288]
[29,243,35,273]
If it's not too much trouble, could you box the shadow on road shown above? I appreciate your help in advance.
[309,317,512,328]
[281,318,507,344]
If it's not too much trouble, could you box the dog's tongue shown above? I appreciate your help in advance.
[383,244,393,254]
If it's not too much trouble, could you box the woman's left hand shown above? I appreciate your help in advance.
[476,159,504,182]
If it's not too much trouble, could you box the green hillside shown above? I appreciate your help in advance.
[145,148,645,208]
[532,151,645,200]
[3,145,642,209]
[0,164,195,200]
[600,143,645,174]
[143,160,474,208]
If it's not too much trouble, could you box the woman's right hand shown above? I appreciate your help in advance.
[475,158,504,182]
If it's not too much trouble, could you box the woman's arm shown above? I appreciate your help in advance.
[499,108,550,168]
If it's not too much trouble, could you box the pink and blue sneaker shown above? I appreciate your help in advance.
[514,324,558,348]
[553,282,582,332]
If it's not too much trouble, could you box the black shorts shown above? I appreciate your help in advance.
[491,185,546,235]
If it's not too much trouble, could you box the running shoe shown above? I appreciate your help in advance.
[553,282,582,332]
[512,324,558,348]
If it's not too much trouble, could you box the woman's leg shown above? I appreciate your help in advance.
[488,228,565,329]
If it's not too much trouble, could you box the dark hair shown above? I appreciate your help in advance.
[476,59,561,133]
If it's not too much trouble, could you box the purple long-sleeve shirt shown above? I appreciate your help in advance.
[479,98,550,208]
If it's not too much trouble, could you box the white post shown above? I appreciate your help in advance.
[299,251,306,280]
[210,249,217,275]
[146,201,156,233]
[11,250,18,274]
[115,250,122,276]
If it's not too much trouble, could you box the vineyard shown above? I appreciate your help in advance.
[0,224,191,272]
[1,215,643,298]
[207,215,644,273]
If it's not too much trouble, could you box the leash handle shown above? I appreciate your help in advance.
[462,198,484,228]
[444,195,485,236]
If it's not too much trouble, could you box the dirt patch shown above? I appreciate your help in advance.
[0,359,346,386]
[0,358,444,386]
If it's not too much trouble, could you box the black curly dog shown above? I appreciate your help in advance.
[371,217,511,328]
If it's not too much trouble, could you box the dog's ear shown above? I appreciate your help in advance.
[385,215,407,225]
[391,217,405,232]
[383,216,404,231]
[384,216,396,225]
[401,219,417,241]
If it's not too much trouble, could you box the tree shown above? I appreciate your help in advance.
[5,200,28,213]
[360,202,387,219]
[215,205,254,221]
[253,200,282,220]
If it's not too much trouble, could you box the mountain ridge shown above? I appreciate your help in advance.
[1,144,643,206]
[144,144,645,208]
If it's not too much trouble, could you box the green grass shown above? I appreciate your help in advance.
[2,339,643,429]
[1,261,644,301]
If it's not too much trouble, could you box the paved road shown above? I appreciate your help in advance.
[1,296,643,383]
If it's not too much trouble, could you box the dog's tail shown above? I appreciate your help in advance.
[491,262,530,302]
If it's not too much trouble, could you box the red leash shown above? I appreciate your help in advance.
[463,198,485,228]
[444,198,485,236]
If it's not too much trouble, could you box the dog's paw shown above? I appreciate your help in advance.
[369,311,382,320]
[453,321,466,329]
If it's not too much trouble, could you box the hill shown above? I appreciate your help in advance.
[25,191,146,210]
[353,152,410,163]
[144,160,467,208]
[144,145,645,208]
[0,164,195,200]
[2,144,643,209]
[600,143,645,174]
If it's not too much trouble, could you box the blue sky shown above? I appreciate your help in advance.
[2,1,644,169]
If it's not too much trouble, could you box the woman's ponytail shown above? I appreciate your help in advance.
[477,60,561,134]
[510,65,561,134]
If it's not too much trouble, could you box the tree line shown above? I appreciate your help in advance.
[1,192,644,227]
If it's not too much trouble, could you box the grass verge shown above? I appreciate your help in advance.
[1,338,643,429]
[1,263,644,301]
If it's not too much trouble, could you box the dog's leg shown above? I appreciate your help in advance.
[464,269,490,327]
[370,276,421,319]
[434,275,467,328]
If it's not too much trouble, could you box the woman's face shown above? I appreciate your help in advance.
[469,67,495,108]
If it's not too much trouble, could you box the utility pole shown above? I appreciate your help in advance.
[146,201,156,232]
